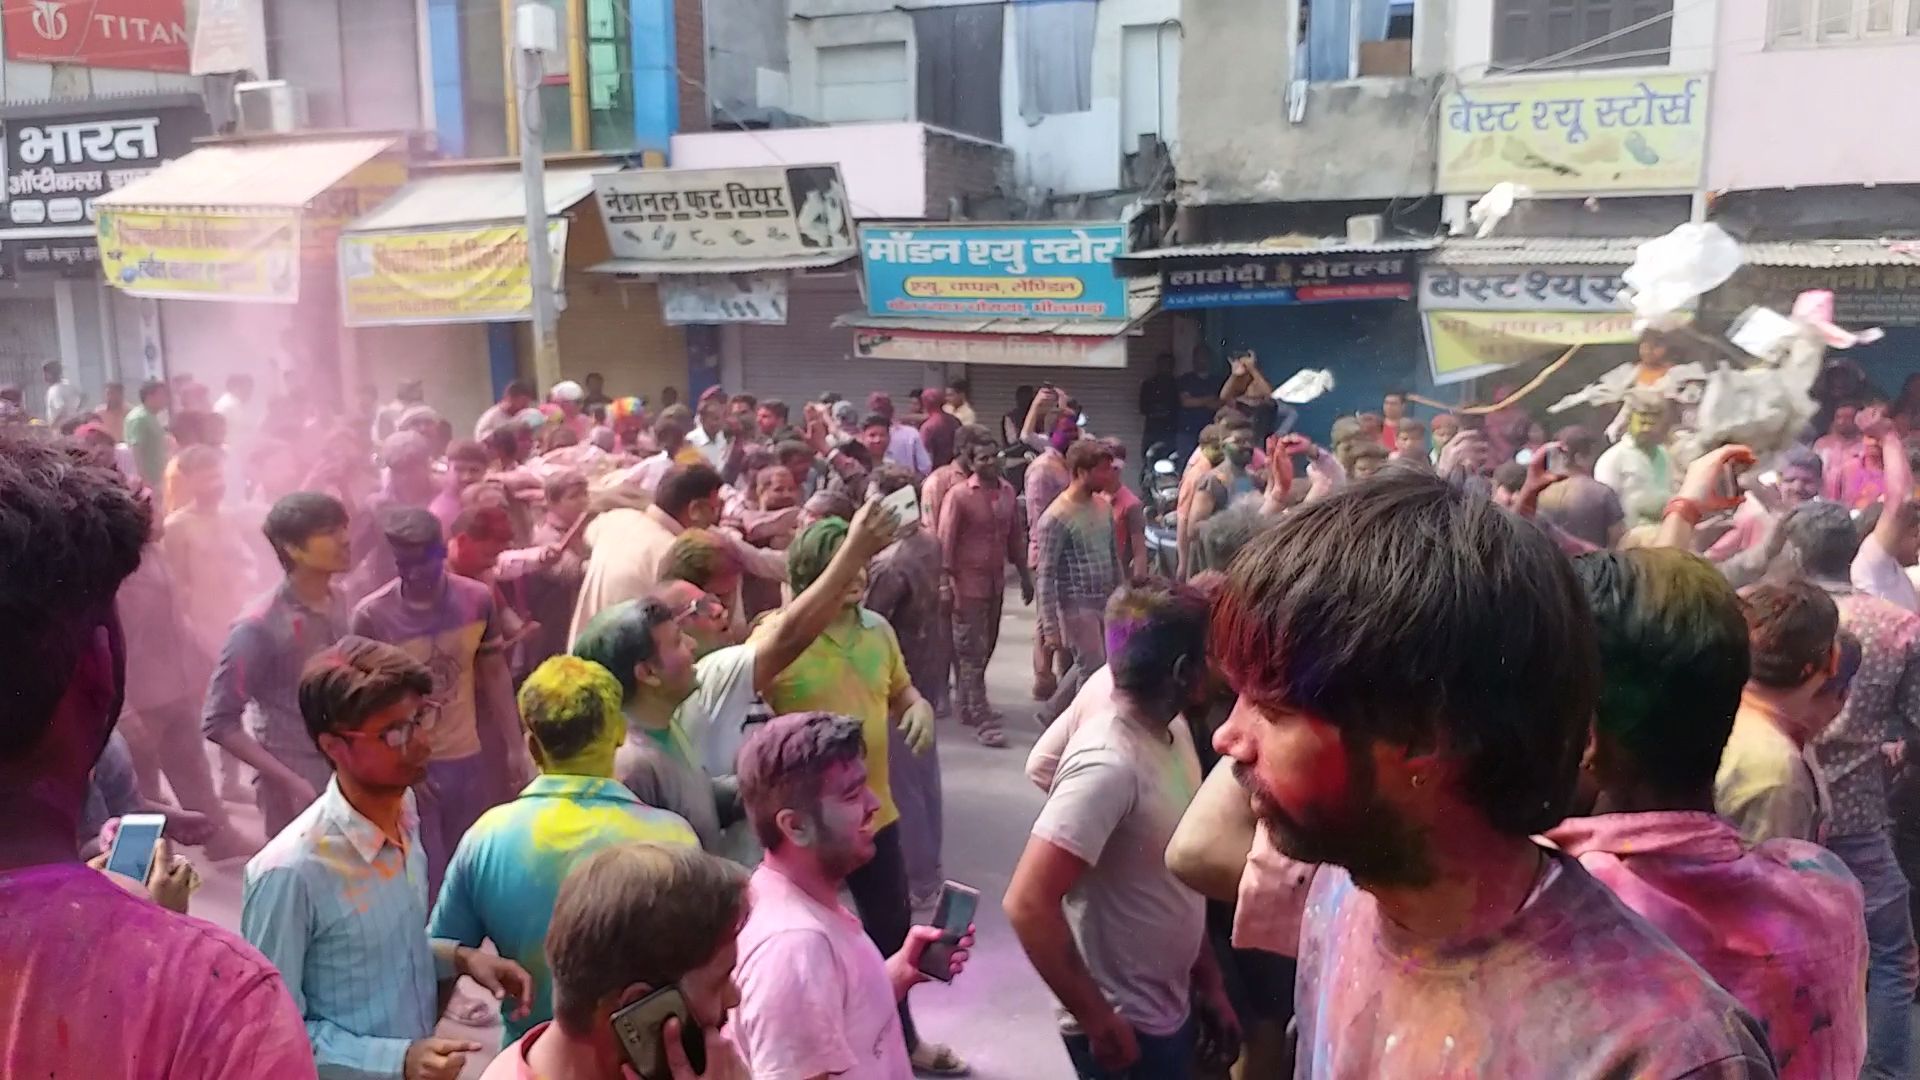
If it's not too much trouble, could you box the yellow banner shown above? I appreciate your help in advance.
[1438,73,1709,194]
[1425,309,1640,386]
[340,220,566,327]
[98,208,301,303]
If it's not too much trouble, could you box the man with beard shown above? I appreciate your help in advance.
[746,521,953,1073]
[1005,582,1234,1079]
[730,712,974,1079]
[1549,546,1865,1078]
[1181,419,1260,577]
[1210,471,1773,1077]
[243,637,530,1080]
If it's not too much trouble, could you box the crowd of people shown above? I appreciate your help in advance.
[2,331,1919,1080]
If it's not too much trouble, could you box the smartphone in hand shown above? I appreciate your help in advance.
[916,881,980,982]
[104,813,166,883]
[612,986,706,1080]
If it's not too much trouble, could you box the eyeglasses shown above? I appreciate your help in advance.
[674,595,728,621]
[335,709,436,750]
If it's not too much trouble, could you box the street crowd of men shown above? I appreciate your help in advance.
[1,332,1919,1079]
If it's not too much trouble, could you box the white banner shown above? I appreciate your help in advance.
[659,273,789,325]
[594,165,855,263]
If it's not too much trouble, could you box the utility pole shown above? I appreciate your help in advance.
[515,2,562,391]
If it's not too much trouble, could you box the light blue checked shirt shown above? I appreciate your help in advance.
[243,778,454,1079]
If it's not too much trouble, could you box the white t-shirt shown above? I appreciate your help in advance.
[1853,534,1919,613]
[1029,706,1206,1036]
[731,864,911,1080]
[675,643,762,777]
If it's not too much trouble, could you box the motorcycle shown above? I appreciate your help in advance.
[1142,441,1182,578]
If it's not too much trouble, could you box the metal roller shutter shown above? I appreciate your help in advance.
[0,295,59,417]
[963,312,1173,463]
[738,273,941,410]
[551,269,689,406]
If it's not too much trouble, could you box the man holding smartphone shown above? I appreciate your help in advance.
[481,844,751,1080]
[0,427,316,1079]
[730,712,974,1079]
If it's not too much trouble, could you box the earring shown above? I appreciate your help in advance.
[1410,773,1426,788]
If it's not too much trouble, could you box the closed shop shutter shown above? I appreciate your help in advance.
[737,272,938,410]
[963,312,1172,463]
[0,294,59,417]
[551,269,688,406]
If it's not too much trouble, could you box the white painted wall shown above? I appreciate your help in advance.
[1448,0,1719,79]
[786,0,1181,197]
[1708,5,1920,190]
[671,122,936,217]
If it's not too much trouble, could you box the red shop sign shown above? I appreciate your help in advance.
[3,0,190,73]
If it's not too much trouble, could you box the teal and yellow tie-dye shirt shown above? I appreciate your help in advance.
[427,774,698,1042]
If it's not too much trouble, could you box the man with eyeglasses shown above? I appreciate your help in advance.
[350,507,528,900]
[243,636,533,1080]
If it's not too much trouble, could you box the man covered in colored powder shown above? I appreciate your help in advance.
[1005,581,1234,1080]
[1034,439,1125,728]
[0,427,317,1080]
[1211,471,1775,1078]
[429,655,698,1043]
[940,429,1032,747]
[350,507,527,900]
[203,492,355,837]
[1548,545,1866,1078]
[1719,581,1853,846]
[746,518,959,1074]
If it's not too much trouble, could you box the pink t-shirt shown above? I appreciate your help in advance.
[0,863,316,1079]
[730,864,911,1080]
[1548,812,1867,1079]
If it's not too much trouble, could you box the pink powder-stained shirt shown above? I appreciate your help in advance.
[1293,852,1776,1079]
[920,462,962,534]
[0,863,317,1080]
[1547,812,1866,1079]
[939,473,1023,602]
[730,864,912,1080]
[1024,448,1071,567]
[1230,822,1319,957]
[1814,433,1864,502]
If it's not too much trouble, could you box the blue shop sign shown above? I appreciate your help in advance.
[858,222,1127,320]
[1162,253,1416,310]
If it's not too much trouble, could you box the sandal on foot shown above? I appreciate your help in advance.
[974,727,1007,748]
[911,1042,970,1076]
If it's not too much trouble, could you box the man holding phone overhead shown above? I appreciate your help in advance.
[0,427,317,1080]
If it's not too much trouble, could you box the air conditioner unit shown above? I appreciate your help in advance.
[234,81,308,134]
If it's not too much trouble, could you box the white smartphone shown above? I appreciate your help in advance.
[105,813,166,883]
[880,482,921,530]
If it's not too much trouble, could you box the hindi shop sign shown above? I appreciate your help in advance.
[1161,252,1415,310]
[3,0,191,72]
[595,165,855,263]
[97,208,300,302]
[660,273,789,325]
[4,104,206,234]
[1418,266,1627,313]
[1438,74,1709,195]
[853,327,1128,369]
[340,220,568,327]
[859,223,1127,321]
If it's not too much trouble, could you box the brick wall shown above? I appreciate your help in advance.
[923,129,1013,220]
[675,0,708,133]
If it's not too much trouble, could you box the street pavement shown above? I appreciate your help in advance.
[180,599,1079,1078]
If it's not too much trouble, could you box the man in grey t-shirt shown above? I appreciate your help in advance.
[1536,428,1627,549]
[1006,582,1232,1078]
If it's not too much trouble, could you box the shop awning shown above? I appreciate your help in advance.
[93,135,406,304]
[833,301,1158,369]
[590,251,858,277]
[1115,236,1439,276]
[96,135,399,211]
[346,166,605,234]
[337,166,607,328]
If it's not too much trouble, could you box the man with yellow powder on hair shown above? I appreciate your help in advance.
[428,655,698,1045]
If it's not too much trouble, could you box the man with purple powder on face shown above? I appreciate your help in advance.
[351,507,528,899]
[1211,471,1775,1078]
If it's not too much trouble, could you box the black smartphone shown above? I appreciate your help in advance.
[915,881,980,982]
[610,985,705,1080]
